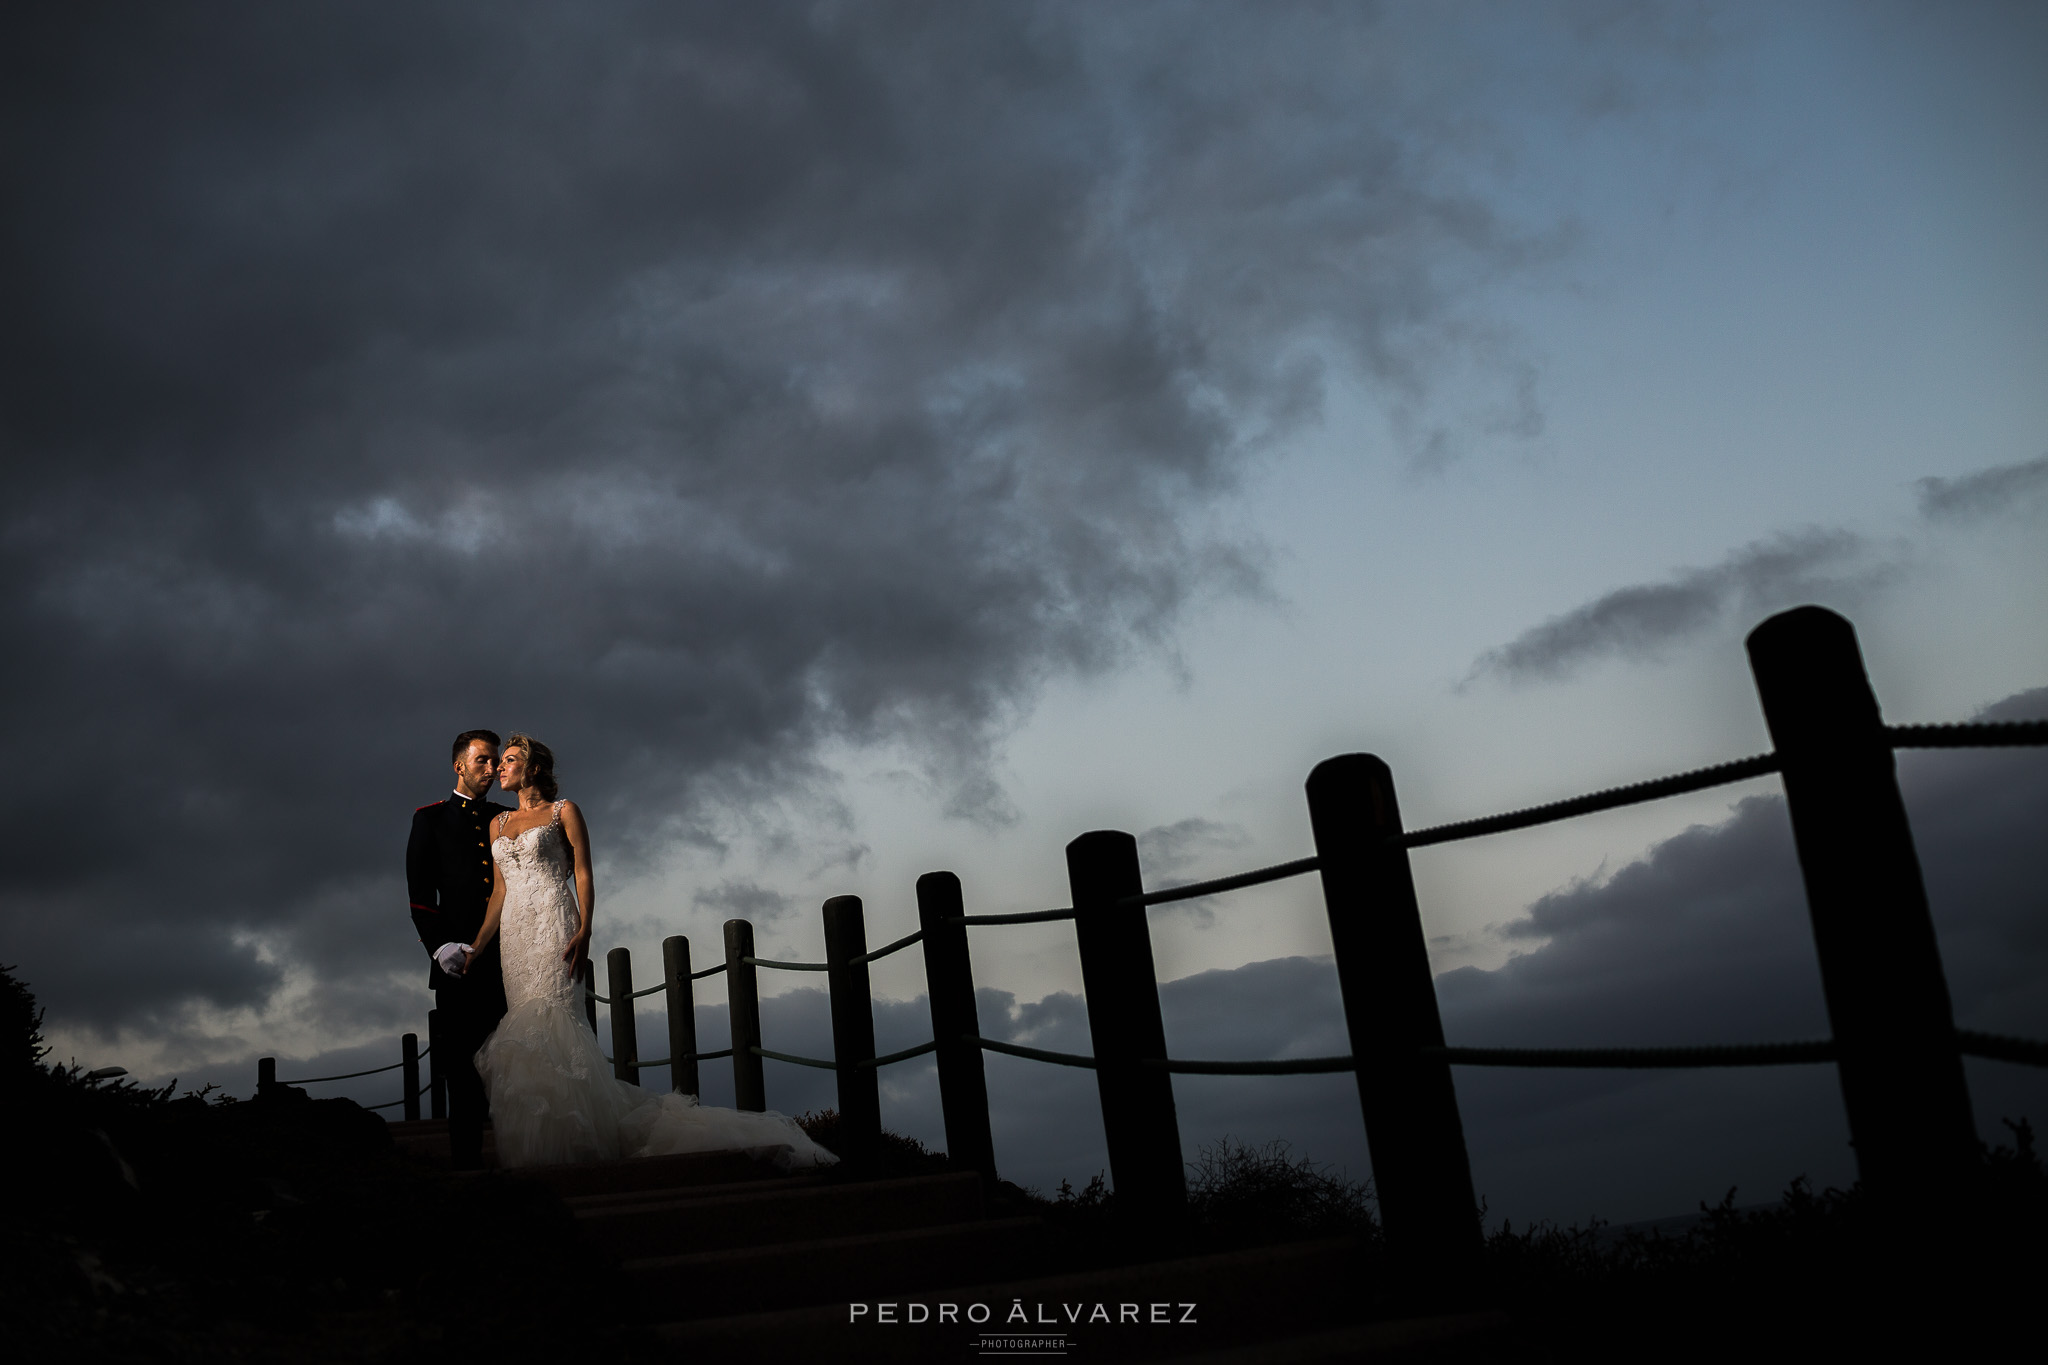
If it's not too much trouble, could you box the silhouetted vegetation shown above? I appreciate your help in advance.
[1021,1137,1382,1269]
[1482,1122,2046,1358]
[1,965,645,1363]
[1185,1137,1381,1247]
[1021,1122,2043,1353]
[5,960,47,1077]
[796,1106,955,1179]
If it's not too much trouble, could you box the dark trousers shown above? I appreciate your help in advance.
[435,966,506,1169]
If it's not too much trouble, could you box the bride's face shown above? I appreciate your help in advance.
[498,747,528,792]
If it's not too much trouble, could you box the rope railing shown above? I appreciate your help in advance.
[859,1039,940,1069]
[1127,856,1321,909]
[1957,1028,2048,1067]
[364,1080,433,1112]
[581,723,2048,1015]
[1097,722,2045,916]
[743,1039,942,1072]
[952,907,1077,926]
[1887,719,2048,747]
[604,1043,936,1068]
[851,928,925,965]
[1145,1053,1357,1075]
[742,954,829,972]
[603,1046,737,1064]
[962,1030,2048,1075]
[280,1051,425,1086]
[589,981,670,1005]
[1430,1041,1837,1068]
[1396,750,1782,852]
[967,752,1785,918]
[577,918,941,1107]
[971,1035,1098,1069]
[751,1044,839,1070]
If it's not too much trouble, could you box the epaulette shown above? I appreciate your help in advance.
[415,800,445,812]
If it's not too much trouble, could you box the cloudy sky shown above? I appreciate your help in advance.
[7,1,2044,1226]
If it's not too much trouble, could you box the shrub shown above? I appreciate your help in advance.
[1186,1137,1380,1247]
[795,1108,954,1177]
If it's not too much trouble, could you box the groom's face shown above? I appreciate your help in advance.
[454,739,499,797]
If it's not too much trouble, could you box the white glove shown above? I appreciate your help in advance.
[434,942,472,976]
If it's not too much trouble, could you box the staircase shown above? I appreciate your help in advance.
[385,1121,1507,1360]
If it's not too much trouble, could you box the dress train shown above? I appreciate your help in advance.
[474,801,836,1170]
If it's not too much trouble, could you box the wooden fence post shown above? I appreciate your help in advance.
[401,1032,421,1121]
[1747,606,1977,1198]
[1306,754,1481,1279]
[725,919,766,1112]
[823,895,882,1164]
[1066,830,1186,1224]
[663,935,699,1097]
[581,959,597,1033]
[608,947,640,1085]
[427,1008,448,1119]
[917,871,997,1183]
[258,1056,276,1098]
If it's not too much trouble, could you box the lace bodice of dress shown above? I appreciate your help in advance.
[492,801,581,1011]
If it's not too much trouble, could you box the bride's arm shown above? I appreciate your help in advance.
[560,800,594,973]
[469,817,508,957]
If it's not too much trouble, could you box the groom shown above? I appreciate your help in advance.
[407,729,510,1170]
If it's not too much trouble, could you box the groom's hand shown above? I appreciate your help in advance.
[434,942,471,977]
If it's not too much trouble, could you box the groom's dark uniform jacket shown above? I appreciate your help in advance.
[407,791,510,1001]
[407,790,509,1167]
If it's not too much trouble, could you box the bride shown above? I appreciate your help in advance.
[460,732,836,1170]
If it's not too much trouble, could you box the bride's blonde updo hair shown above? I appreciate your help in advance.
[505,732,560,802]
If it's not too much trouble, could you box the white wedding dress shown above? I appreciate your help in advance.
[474,800,837,1170]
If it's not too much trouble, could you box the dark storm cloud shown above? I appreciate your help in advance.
[1134,815,1251,922]
[691,879,795,924]
[1466,528,1886,685]
[1,4,1701,1034]
[1473,448,2048,690]
[1136,817,1253,875]
[1914,453,2048,521]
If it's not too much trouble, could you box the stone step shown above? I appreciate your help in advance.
[1167,1312,1514,1364]
[651,1237,1381,1362]
[386,1119,497,1168]
[577,1172,984,1260]
[512,1148,790,1199]
[623,1216,1048,1320]
[386,1118,448,1137]
[563,1172,827,1213]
